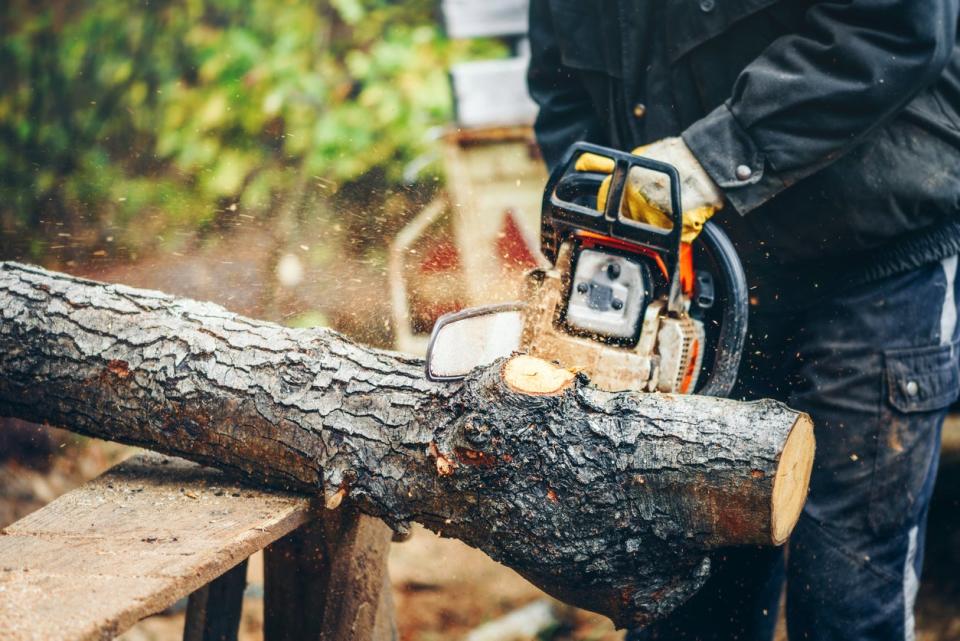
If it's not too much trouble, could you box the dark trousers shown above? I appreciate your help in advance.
[630,257,959,641]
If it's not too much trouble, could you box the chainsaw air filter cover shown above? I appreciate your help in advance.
[565,248,651,341]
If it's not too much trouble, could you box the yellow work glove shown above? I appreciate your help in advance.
[574,138,724,244]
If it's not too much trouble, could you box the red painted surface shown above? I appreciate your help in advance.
[496,210,538,269]
[419,241,461,274]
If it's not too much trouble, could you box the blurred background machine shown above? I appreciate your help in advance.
[390,0,547,354]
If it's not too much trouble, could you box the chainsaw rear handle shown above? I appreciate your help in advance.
[695,220,748,398]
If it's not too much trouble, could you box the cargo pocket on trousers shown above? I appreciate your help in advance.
[869,342,959,533]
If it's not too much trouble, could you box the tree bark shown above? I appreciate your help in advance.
[0,262,814,628]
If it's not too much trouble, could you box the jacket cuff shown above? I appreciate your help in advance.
[682,103,784,215]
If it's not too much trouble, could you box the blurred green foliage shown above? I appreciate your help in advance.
[0,0,500,260]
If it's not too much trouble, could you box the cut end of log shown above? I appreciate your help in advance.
[770,414,815,545]
[502,355,576,396]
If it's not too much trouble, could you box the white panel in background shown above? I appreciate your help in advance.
[442,0,529,39]
[450,57,538,128]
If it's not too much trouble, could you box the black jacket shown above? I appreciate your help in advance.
[528,0,960,299]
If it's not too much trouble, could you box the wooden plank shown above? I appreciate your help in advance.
[263,508,395,641]
[183,558,249,641]
[0,453,313,641]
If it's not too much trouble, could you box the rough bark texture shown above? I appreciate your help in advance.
[0,262,812,628]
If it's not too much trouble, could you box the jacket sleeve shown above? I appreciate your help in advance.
[527,0,607,172]
[682,0,959,215]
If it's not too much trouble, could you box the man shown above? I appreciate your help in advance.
[527,2,960,640]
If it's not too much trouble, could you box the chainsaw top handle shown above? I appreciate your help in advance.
[541,142,683,277]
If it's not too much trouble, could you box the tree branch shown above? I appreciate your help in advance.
[0,262,814,628]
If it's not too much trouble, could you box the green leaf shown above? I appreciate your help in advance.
[204,151,255,197]
[331,0,365,25]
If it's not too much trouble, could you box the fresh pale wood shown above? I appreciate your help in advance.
[502,355,577,395]
[0,262,815,628]
[771,415,816,545]
[0,454,311,641]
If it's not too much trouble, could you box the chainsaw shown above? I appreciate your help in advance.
[425,142,748,397]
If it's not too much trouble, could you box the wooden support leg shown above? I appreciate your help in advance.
[183,558,249,641]
[263,506,395,641]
